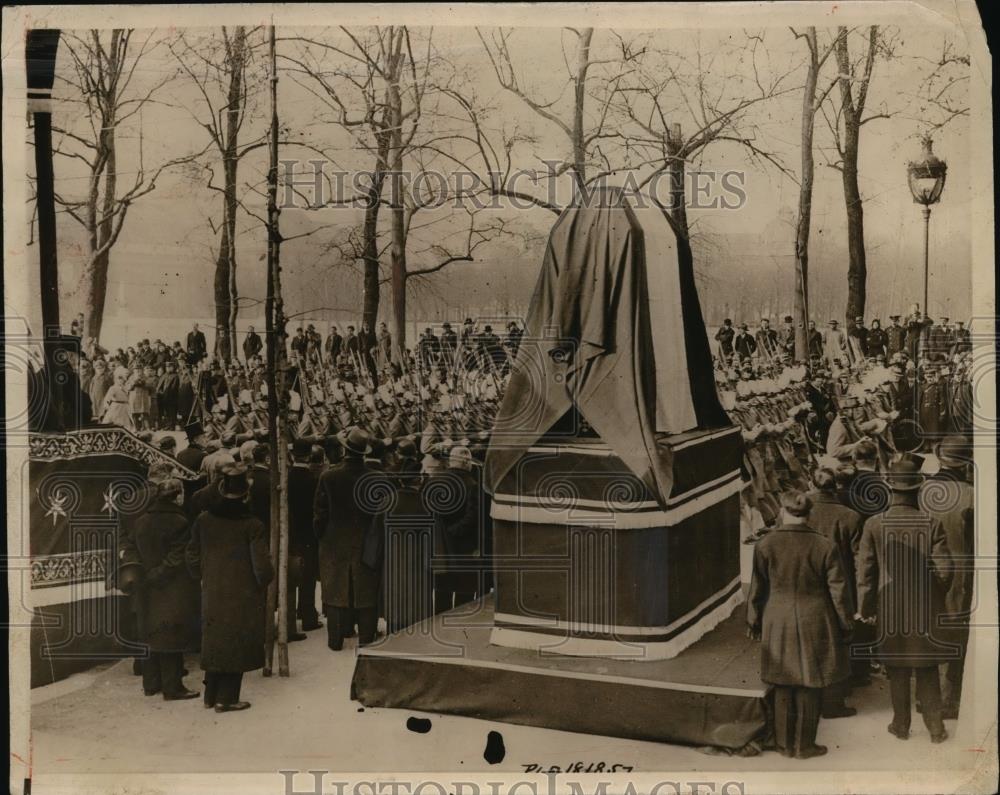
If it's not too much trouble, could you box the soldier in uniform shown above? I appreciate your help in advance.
[917,365,948,446]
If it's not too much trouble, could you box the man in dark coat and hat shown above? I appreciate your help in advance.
[366,457,434,634]
[857,453,954,743]
[920,437,974,718]
[178,421,210,472]
[186,464,274,712]
[746,491,854,759]
[243,325,263,363]
[132,478,201,701]
[714,318,735,362]
[431,445,483,614]
[313,427,381,650]
[288,437,321,634]
[186,323,208,366]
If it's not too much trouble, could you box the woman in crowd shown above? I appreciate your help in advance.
[100,367,135,430]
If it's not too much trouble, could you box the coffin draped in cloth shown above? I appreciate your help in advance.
[484,188,730,505]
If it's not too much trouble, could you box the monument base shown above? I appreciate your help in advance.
[351,595,769,750]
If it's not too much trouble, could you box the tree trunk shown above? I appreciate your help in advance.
[793,28,820,363]
[666,123,690,239]
[571,28,593,196]
[361,156,387,332]
[213,26,247,362]
[83,91,119,343]
[842,126,866,323]
[836,27,875,324]
[387,31,408,359]
[214,226,232,360]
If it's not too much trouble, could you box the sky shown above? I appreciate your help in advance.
[37,23,972,348]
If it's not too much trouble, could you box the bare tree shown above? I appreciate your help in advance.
[790,27,841,360]
[170,26,265,361]
[612,31,798,237]
[44,29,203,343]
[817,26,901,323]
[477,27,641,196]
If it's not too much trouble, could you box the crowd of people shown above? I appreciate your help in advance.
[46,304,976,754]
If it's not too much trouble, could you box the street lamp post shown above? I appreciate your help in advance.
[907,136,947,316]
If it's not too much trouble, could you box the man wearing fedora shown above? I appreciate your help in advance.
[747,491,854,759]
[734,323,756,362]
[921,437,975,718]
[856,453,954,743]
[313,427,381,650]
[186,464,274,712]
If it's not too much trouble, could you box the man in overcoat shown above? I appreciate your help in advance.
[886,315,906,358]
[313,427,381,650]
[186,464,274,712]
[431,445,483,614]
[288,438,320,634]
[243,325,263,363]
[132,478,201,700]
[807,468,866,710]
[920,437,974,718]
[746,490,853,759]
[856,454,954,743]
[186,323,207,366]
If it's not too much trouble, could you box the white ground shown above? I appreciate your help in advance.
[28,622,994,784]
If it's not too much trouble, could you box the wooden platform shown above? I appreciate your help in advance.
[352,594,769,749]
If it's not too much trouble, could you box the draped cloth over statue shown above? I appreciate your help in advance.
[484,188,729,507]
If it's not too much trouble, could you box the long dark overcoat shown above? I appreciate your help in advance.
[186,497,274,672]
[920,477,974,647]
[806,490,864,607]
[857,496,954,666]
[747,523,853,688]
[430,469,483,595]
[313,457,380,608]
[132,498,201,652]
